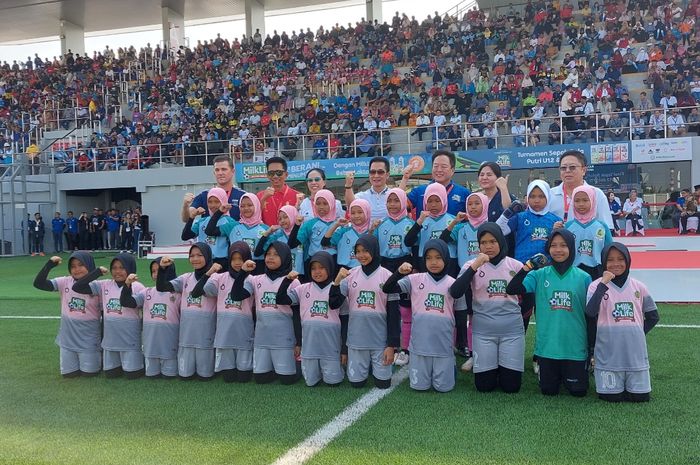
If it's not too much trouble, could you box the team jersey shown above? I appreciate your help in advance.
[264,229,305,274]
[330,226,365,268]
[229,223,269,260]
[297,218,337,260]
[587,278,657,371]
[450,222,480,268]
[419,213,457,258]
[288,282,342,360]
[205,272,255,351]
[192,215,235,259]
[51,276,102,352]
[565,219,613,268]
[133,287,181,359]
[507,211,561,263]
[243,274,301,349]
[374,217,414,260]
[340,266,398,350]
[523,266,591,361]
[397,273,466,357]
[89,279,146,352]
[171,273,217,349]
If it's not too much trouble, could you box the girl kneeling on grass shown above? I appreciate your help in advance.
[156,243,217,380]
[73,252,146,379]
[33,252,102,378]
[382,239,467,393]
[276,251,348,387]
[586,243,659,402]
[506,229,591,397]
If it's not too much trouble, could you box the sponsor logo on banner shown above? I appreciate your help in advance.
[631,137,692,163]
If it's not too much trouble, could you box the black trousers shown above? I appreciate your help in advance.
[537,357,588,396]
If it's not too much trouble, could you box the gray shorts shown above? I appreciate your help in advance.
[145,357,178,377]
[178,347,215,378]
[409,353,456,392]
[103,349,144,372]
[215,348,253,372]
[347,348,392,383]
[472,333,525,373]
[301,358,344,386]
[60,348,101,375]
[253,347,296,375]
[595,368,651,394]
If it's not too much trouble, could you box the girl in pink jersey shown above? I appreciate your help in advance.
[450,223,528,393]
[586,243,659,402]
[276,251,349,387]
[120,257,182,378]
[156,242,218,380]
[190,241,256,383]
[231,241,302,385]
[73,252,146,379]
[33,251,102,377]
[382,239,467,392]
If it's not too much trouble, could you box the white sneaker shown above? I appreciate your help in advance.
[532,360,540,375]
[394,351,409,366]
[460,356,473,373]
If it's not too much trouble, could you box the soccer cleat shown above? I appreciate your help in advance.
[394,351,409,366]
[460,356,474,373]
[532,360,540,375]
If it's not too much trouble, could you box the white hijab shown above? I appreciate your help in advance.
[527,179,552,216]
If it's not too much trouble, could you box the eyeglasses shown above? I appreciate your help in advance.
[267,170,286,177]
[307,176,323,183]
[559,165,583,172]
[369,169,386,175]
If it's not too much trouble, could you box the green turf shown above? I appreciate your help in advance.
[1,254,699,465]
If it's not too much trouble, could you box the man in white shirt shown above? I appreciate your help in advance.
[344,156,390,220]
[667,109,686,136]
[511,120,526,146]
[622,188,644,235]
[660,93,677,109]
[412,111,431,141]
[648,110,666,138]
[483,123,498,149]
[363,116,378,132]
[433,110,446,127]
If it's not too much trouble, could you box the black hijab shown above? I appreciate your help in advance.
[228,241,252,279]
[602,242,631,287]
[69,251,95,274]
[309,251,335,288]
[546,229,576,275]
[477,222,507,266]
[265,241,292,280]
[355,234,381,275]
[111,252,137,285]
[151,257,176,281]
[190,242,213,280]
[423,238,450,281]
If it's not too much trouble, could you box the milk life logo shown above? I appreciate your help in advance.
[205,235,216,245]
[356,290,376,309]
[310,300,329,318]
[186,294,203,307]
[612,302,635,322]
[549,290,573,311]
[68,297,86,313]
[578,239,593,256]
[224,295,242,310]
[467,240,479,256]
[430,230,442,240]
[487,279,508,298]
[243,238,256,251]
[424,293,445,312]
[531,227,549,241]
[260,291,277,308]
[150,303,167,320]
[105,298,122,314]
[388,234,403,249]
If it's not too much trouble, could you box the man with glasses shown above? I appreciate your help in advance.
[344,156,391,220]
[549,150,614,228]
[182,155,247,222]
[257,156,301,226]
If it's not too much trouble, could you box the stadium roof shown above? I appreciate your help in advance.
[0,0,353,44]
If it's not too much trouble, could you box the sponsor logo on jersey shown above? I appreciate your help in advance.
[243,238,256,251]
[549,290,573,311]
[424,293,445,312]
[260,291,277,308]
[487,279,508,297]
[205,235,216,245]
[595,228,605,239]
[224,295,242,310]
[430,230,443,240]
[467,240,480,256]
[356,290,376,309]
[531,226,549,241]
[578,239,593,256]
[105,298,122,314]
[612,302,635,322]
[150,303,167,320]
[68,296,86,313]
[388,234,403,249]
[310,300,330,318]
[186,294,203,308]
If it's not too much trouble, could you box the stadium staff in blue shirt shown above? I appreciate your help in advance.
[65,211,79,251]
[51,212,66,253]
[400,149,471,218]
[181,155,246,223]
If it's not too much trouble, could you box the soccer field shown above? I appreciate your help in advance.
[1,254,699,465]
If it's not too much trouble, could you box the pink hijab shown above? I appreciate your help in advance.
[312,189,337,223]
[349,199,371,234]
[387,188,408,221]
[207,187,229,216]
[423,183,448,218]
[466,192,489,228]
[239,193,263,227]
[572,185,597,224]
[279,205,298,236]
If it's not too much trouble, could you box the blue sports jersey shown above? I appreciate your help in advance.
[297,217,337,260]
[451,222,480,268]
[330,226,364,268]
[508,211,561,263]
[374,217,414,259]
[229,223,269,260]
[407,181,470,218]
[193,216,235,259]
[565,219,613,268]
[419,213,456,258]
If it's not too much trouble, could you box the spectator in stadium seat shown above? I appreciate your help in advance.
[483,123,498,149]
[666,109,687,136]
[183,155,246,223]
[257,156,301,227]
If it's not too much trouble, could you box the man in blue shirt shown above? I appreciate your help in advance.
[65,210,78,251]
[51,212,66,253]
[106,209,121,250]
[183,155,247,223]
[400,149,471,218]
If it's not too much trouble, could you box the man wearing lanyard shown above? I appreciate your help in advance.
[549,150,614,228]
[400,149,471,217]
[257,156,301,226]
[344,156,391,220]
[182,155,247,223]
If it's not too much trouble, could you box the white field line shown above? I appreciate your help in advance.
[527,322,700,329]
[0,315,60,319]
[270,367,409,465]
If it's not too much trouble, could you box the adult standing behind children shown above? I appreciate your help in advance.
[182,156,247,223]
[344,156,392,220]
[257,156,302,227]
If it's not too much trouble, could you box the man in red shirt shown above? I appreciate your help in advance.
[257,156,301,226]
